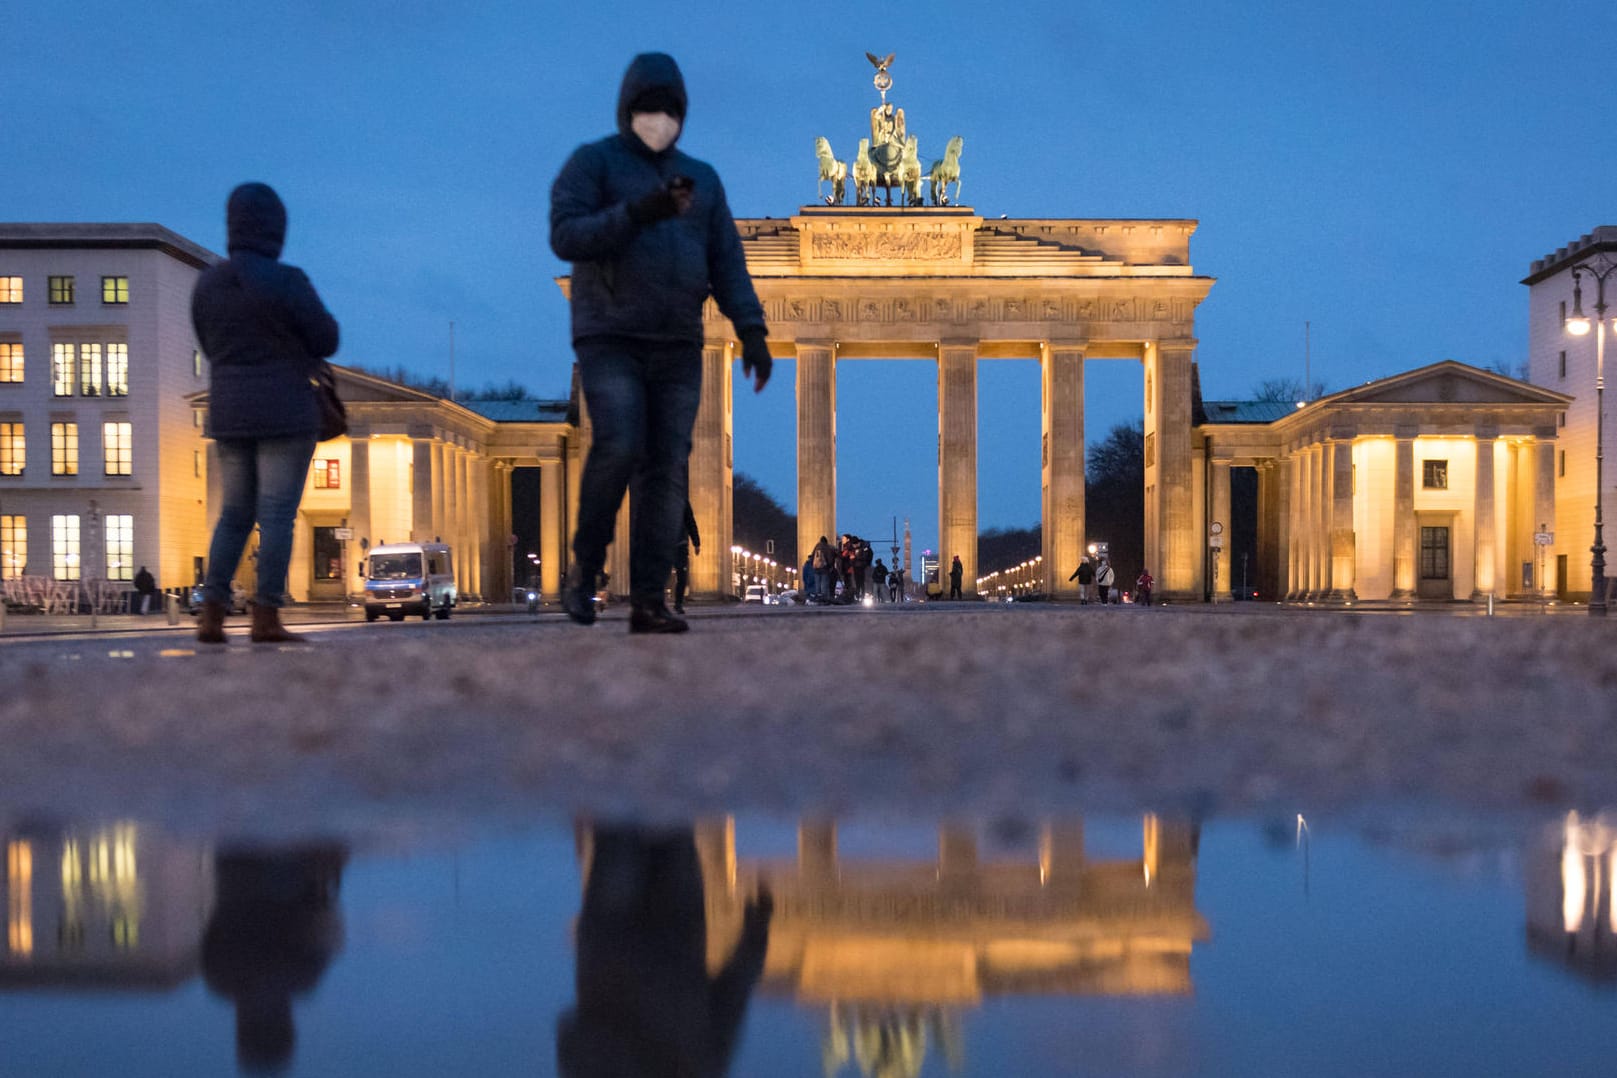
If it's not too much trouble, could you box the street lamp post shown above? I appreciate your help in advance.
[1565,253,1616,616]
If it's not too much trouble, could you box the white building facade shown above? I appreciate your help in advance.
[0,225,215,603]
[1524,226,1616,603]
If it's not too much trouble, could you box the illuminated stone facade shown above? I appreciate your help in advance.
[1199,362,1567,602]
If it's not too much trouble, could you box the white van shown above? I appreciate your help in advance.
[362,542,457,622]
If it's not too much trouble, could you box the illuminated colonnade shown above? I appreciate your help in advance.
[1200,362,1568,603]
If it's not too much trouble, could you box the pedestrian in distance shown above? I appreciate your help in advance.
[192,182,339,645]
[1136,567,1155,607]
[1069,557,1095,604]
[551,52,771,635]
[1095,558,1116,605]
[132,565,157,615]
[889,566,903,603]
[671,501,700,615]
[949,555,964,600]
[870,558,888,602]
[811,536,835,602]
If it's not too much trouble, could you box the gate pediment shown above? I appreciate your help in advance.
[1320,361,1570,407]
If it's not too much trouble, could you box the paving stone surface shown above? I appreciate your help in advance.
[2,603,1614,838]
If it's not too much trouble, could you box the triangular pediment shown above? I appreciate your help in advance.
[1319,361,1571,408]
[329,365,445,404]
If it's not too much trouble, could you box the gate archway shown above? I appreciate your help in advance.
[687,206,1215,601]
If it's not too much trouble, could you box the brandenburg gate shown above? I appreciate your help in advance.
[686,206,1214,601]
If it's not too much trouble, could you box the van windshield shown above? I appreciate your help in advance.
[369,553,422,580]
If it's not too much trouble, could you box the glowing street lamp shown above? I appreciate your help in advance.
[1564,254,1617,616]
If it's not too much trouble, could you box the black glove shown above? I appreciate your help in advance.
[627,184,679,226]
[740,329,772,392]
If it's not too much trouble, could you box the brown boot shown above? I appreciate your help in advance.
[249,602,308,644]
[196,599,228,645]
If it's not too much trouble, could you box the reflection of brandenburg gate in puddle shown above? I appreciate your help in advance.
[696,816,1208,1073]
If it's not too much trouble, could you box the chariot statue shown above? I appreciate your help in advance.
[811,52,965,208]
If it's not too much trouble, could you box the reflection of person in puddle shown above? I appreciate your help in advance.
[201,844,347,1073]
[559,825,772,1077]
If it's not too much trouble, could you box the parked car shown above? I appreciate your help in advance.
[743,584,768,604]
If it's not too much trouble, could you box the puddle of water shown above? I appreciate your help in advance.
[1,813,1613,1077]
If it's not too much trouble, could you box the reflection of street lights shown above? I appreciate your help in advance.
[1565,253,1616,616]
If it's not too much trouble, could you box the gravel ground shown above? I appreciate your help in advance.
[2,603,1614,840]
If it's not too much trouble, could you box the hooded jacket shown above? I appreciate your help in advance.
[550,53,766,346]
[192,183,340,439]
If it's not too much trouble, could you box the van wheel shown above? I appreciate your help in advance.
[422,606,432,621]
[436,601,451,621]
[365,610,379,623]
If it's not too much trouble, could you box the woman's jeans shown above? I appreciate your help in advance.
[572,338,703,604]
[205,436,316,608]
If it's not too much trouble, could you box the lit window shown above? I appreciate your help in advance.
[7,840,33,957]
[105,514,132,581]
[0,277,21,303]
[0,342,20,383]
[106,343,128,396]
[51,422,78,476]
[192,408,203,428]
[101,276,128,304]
[0,515,25,580]
[103,421,132,476]
[192,349,203,378]
[1560,450,1566,477]
[1422,459,1448,490]
[0,422,22,475]
[49,276,75,304]
[51,514,80,580]
[193,449,202,478]
[312,458,341,489]
[51,343,74,396]
[79,343,102,397]
[1559,351,1567,379]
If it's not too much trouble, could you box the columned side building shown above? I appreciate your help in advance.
[1196,361,1567,603]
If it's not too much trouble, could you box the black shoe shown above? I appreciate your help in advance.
[562,566,597,626]
[629,601,688,634]
[673,603,685,615]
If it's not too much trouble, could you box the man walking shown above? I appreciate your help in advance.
[671,501,700,615]
[1069,557,1095,604]
[948,555,964,600]
[551,52,771,634]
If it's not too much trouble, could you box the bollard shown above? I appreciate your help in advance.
[167,592,181,626]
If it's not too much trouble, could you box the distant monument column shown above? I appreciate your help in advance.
[1040,342,1085,597]
[540,458,565,601]
[938,343,979,594]
[1472,428,1498,600]
[347,428,372,593]
[1534,431,1557,599]
[690,342,734,598]
[797,342,837,569]
[1210,453,1232,601]
[1150,343,1199,599]
[1392,430,1417,599]
[1327,435,1356,601]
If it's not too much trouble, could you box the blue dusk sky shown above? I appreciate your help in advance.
[5,1,1613,555]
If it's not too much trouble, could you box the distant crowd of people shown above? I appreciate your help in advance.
[1068,554,1154,606]
[803,534,906,603]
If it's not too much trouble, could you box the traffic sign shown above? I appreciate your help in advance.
[1534,531,1554,546]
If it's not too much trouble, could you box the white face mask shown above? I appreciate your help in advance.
[631,111,681,153]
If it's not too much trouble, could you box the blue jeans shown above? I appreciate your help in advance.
[572,338,703,604]
[205,436,316,608]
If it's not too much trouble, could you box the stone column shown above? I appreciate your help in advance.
[1472,428,1498,600]
[347,429,372,595]
[938,342,979,595]
[470,454,488,599]
[1291,445,1309,598]
[411,436,434,542]
[1327,435,1356,602]
[540,459,565,602]
[1150,344,1198,599]
[798,820,837,882]
[1277,456,1293,600]
[1535,431,1557,600]
[1040,342,1085,597]
[431,442,448,544]
[1210,454,1232,601]
[1040,822,1086,885]
[495,462,514,598]
[689,343,734,599]
[1310,443,1326,598]
[796,342,837,573]
[1392,431,1417,599]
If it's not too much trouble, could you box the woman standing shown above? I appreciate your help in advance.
[193,183,339,644]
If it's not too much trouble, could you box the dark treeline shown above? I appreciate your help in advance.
[733,473,796,567]
[349,364,536,402]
